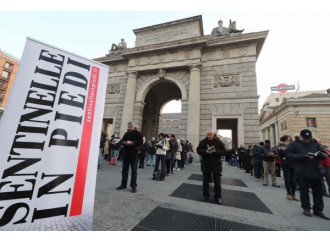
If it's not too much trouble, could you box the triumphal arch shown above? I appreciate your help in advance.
[95,15,268,150]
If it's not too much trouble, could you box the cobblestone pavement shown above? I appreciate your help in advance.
[93,158,330,231]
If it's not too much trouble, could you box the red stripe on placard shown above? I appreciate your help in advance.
[70,66,100,216]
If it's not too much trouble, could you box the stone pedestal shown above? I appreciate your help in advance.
[187,64,201,151]
[120,71,137,138]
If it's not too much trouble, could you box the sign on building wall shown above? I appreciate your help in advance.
[0,38,108,230]
[271,83,295,93]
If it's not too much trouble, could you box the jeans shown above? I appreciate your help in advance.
[296,177,324,212]
[114,149,119,163]
[170,153,176,172]
[282,167,296,195]
[154,154,166,179]
[147,153,156,166]
[98,148,104,166]
[275,163,281,177]
[121,158,138,188]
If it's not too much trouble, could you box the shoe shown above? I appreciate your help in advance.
[323,193,330,198]
[292,195,300,201]
[177,168,180,171]
[314,211,330,220]
[303,209,312,217]
[171,171,174,174]
[201,196,209,202]
[256,179,260,181]
[152,165,155,167]
[146,164,150,166]
[132,187,137,193]
[272,184,280,188]
[263,183,268,186]
[97,165,100,169]
[287,194,293,200]
[116,185,126,190]
[160,178,165,181]
[214,198,223,205]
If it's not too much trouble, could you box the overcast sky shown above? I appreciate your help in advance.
[1,1,330,126]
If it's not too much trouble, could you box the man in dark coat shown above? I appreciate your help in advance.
[197,130,226,205]
[116,121,143,193]
[286,129,329,219]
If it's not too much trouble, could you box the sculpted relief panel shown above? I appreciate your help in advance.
[129,49,199,67]
[213,74,241,88]
[107,84,121,94]
[202,45,252,61]
[110,63,128,73]
[135,21,201,47]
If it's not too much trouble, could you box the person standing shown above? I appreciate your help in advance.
[147,138,156,166]
[112,134,121,165]
[286,129,329,219]
[278,135,299,201]
[169,134,179,174]
[237,145,247,170]
[197,130,226,205]
[247,145,254,176]
[98,131,107,169]
[254,142,264,181]
[138,137,148,168]
[175,139,182,171]
[320,143,330,197]
[262,140,280,187]
[153,133,169,181]
[116,121,143,193]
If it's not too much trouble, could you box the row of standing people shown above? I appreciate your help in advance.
[100,121,194,193]
[226,129,330,220]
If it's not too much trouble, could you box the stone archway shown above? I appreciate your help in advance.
[136,74,188,103]
[140,77,184,141]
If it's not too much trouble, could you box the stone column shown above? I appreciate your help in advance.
[120,71,137,138]
[270,124,276,146]
[274,121,279,145]
[265,127,269,140]
[187,64,201,152]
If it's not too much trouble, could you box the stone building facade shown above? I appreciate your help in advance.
[95,15,268,150]
[260,90,330,145]
[0,49,20,119]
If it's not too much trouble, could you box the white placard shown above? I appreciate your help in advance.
[0,38,109,230]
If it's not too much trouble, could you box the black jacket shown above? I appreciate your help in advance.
[286,138,328,179]
[121,129,143,160]
[197,137,225,173]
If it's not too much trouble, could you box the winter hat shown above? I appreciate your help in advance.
[127,121,135,127]
[259,141,265,146]
[300,129,312,139]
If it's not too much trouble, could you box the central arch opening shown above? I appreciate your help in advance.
[141,80,182,141]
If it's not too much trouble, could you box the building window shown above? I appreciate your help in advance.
[281,121,287,131]
[1,71,10,80]
[275,98,279,102]
[282,98,287,102]
[4,62,14,71]
[306,118,317,128]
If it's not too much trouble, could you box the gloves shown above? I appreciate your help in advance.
[316,152,327,160]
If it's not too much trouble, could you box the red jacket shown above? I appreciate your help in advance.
[321,148,330,167]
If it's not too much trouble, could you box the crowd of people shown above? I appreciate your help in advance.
[99,122,194,191]
[99,122,330,220]
[224,129,330,220]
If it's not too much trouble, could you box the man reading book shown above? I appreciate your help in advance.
[286,129,329,219]
[197,130,226,205]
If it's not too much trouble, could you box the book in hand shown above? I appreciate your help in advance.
[306,151,321,158]
[207,145,216,153]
